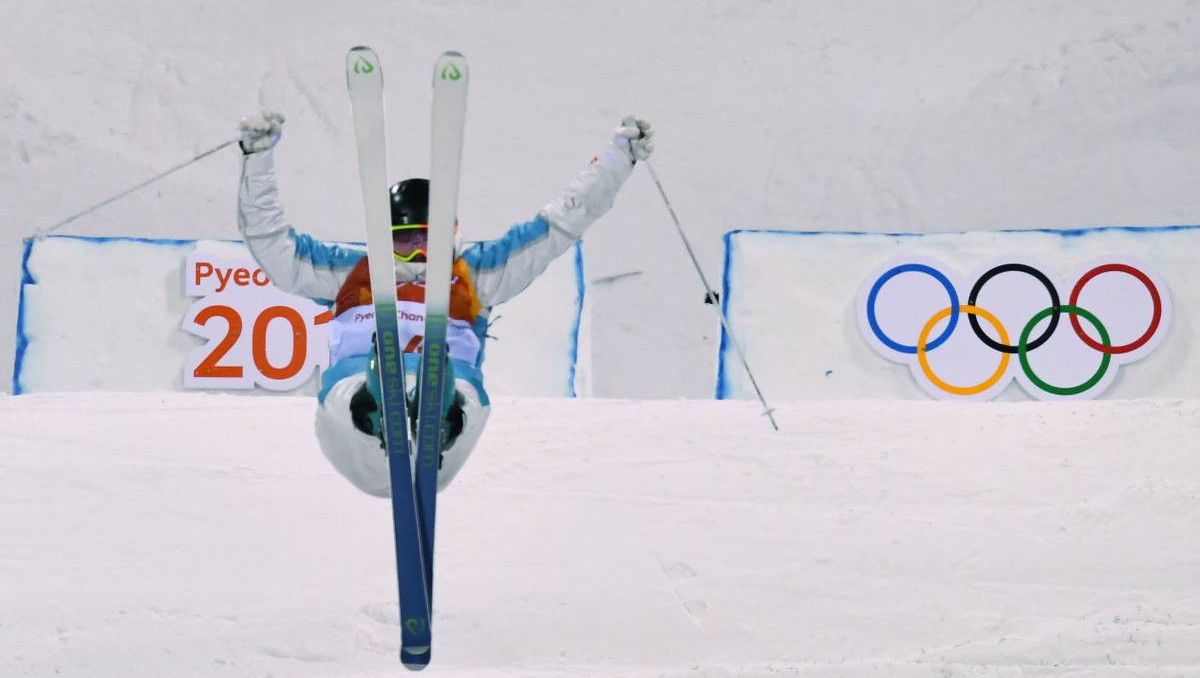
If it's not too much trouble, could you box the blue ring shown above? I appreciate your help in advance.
[867,264,959,354]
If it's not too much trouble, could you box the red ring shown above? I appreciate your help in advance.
[1068,263,1162,355]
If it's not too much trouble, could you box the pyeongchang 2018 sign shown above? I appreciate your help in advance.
[181,253,332,391]
[857,257,1171,401]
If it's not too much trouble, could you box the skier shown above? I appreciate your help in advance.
[236,110,654,497]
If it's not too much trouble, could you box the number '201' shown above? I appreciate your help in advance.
[192,305,309,381]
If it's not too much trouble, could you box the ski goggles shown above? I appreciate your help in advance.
[392,224,428,262]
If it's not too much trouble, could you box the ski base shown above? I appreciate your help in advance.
[346,44,433,664]
[345,45,469,670]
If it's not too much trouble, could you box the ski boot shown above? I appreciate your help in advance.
[350,344,386,443]
[407,357,466,468]
[351,337,465,458]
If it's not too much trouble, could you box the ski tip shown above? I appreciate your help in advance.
[401,647,431,670]
[434,52,467,84]
[346,46,382,83]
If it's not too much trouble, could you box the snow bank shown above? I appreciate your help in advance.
[2,392,1197,676]
[719,225,1200,401]
[14,235,586,397]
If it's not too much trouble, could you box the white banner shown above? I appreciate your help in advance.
[14,236,587,397]
[181,253,331,391]
[856,256,1171,401]
[718,226,1200,401]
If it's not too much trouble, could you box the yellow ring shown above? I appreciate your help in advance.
[917,305,1011,396]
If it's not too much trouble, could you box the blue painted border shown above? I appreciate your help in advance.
[714,223,1200,400]
[724,223,1200,240]
[12,239,35,395]
[566,241,586,398]
[715,232,735,399]
[14,235,200,395]
[33,234,203,247]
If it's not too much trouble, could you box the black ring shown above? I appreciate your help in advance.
[967,263,1061,354]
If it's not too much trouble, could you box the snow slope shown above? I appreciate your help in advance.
[7,0,1200,396]
[2,393,1198,676]
[6,2,1200,673]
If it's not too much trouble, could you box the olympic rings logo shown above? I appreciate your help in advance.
[856,258,1172,400]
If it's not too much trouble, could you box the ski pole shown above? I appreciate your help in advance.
[33,138,240,239]
[642,158,779,431]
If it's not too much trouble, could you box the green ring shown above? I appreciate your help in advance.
[1018,305,1111,396]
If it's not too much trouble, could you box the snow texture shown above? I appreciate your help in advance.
[1,392,1198,676]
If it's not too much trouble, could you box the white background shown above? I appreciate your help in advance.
[15,237,584,396]
[7,0,1200,396]
[721,227,1200,401]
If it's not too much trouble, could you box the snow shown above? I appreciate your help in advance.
[3,0,1200,675]
[2,392,1199,676]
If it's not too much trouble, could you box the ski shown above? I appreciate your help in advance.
[344,45,432,667]
[405,49,469,670]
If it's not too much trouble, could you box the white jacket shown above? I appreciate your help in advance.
[237,141,636,402]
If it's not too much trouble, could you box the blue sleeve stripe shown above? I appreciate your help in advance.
[471,316,489,369]
[461,216,552,272]
[292,232,366,270]
[318,353,369,402]
[449,358,489,407]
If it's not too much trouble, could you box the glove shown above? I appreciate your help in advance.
[611,116,654,164]
[238,110,285,154]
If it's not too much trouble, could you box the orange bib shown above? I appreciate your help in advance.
[335,257,481,322]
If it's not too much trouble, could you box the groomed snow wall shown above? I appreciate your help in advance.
[13,235,588,397]
[718,225,1200,401]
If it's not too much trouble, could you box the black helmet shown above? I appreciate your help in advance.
[389,178,429,226]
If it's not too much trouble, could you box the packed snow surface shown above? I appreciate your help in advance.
[2,393,1198,677]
